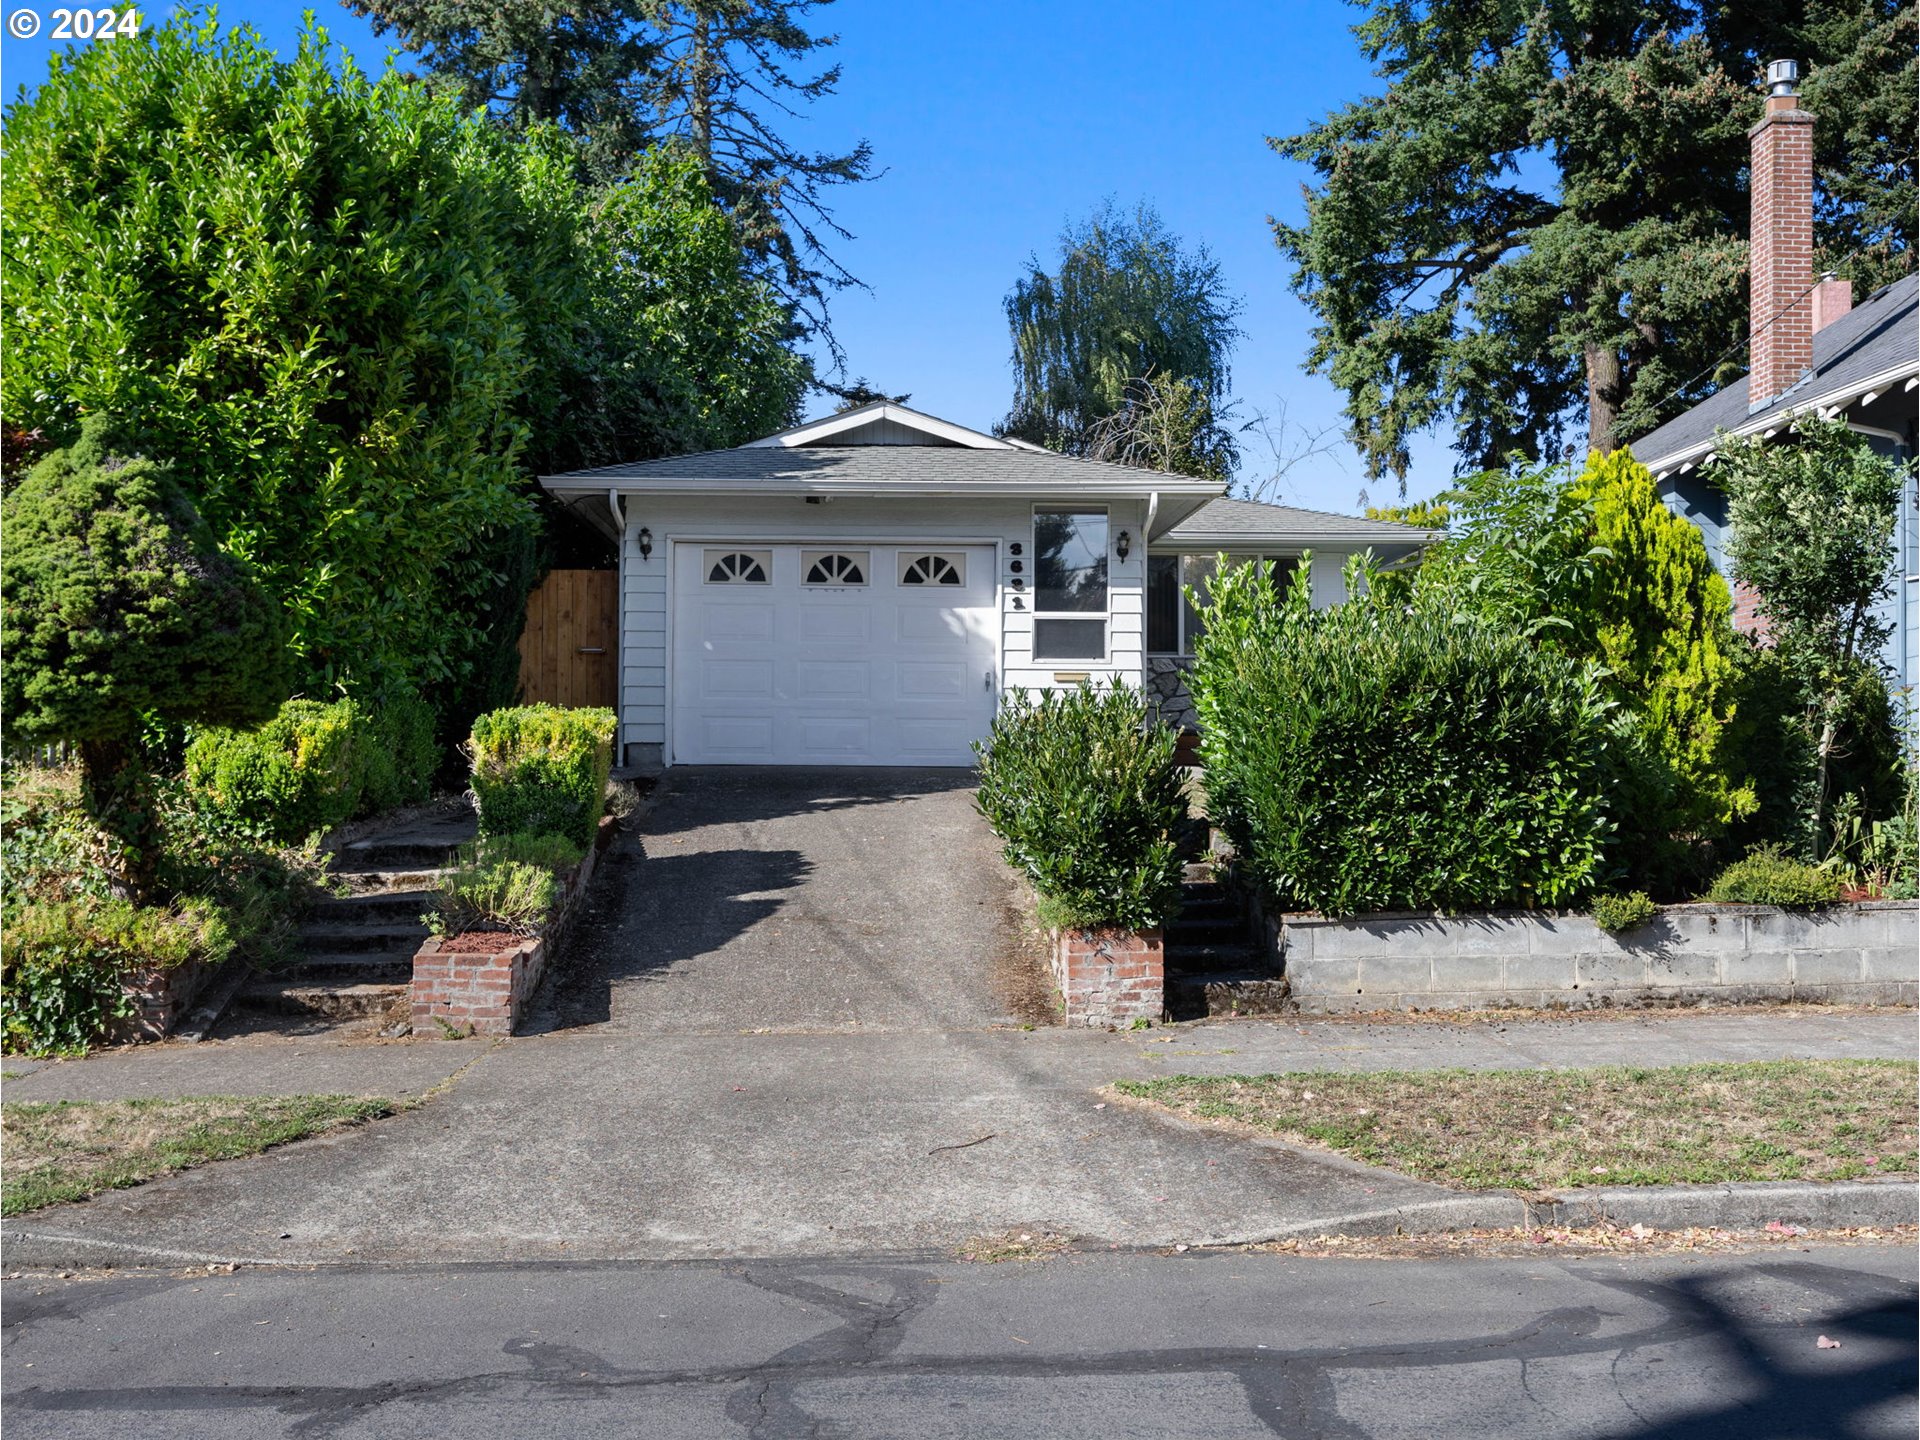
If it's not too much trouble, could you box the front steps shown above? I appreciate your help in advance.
[222,812,477,1032]
[1164,863,1290,1020]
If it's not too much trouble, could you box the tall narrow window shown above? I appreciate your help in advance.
[1033,510,1108,660]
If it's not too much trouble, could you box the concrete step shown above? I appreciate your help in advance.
[235,978,408,1019]
[329,838,467,873]
[274,949,419,984]
[1165,942,1272,973]
[335,869,452,896]
[1164,916,1250,945]
[1170,972,1294,1018]
[310,890,436,925]
[1179,861,1220,885]
[294,921,431,954]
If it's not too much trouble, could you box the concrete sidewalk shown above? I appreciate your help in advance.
[3,1011,1912,1269]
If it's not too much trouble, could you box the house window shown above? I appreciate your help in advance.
[803,550,868,586]
[1147,554,1298,654]
[705,549,771,584]
[1033,509,1108,660]
[899,551,965,586]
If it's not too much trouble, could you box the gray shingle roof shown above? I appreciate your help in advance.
[542,443,1216,488]
[1160,496,1438,543]
[1630,273,1919,468]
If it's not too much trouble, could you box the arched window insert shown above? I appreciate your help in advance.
[705,550,770,584]
[803,551,868,585]
[899,552,965,586]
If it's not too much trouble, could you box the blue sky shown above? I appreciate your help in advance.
[1,0,1460,513]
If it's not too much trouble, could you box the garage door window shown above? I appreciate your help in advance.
[803,550,868,586]
[1033,509,1108,660]
[706,550,771,584]
[899,552,966,586]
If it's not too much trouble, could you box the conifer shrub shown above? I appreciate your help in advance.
[468,706,617,849]
[1705,847,1842,908]
[973,684,1188,931]
[1591,891,1659,934]
[1190,560,1613,916]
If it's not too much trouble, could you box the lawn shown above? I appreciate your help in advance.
[1114,1060,1918,1191]
[2,1094,400,1216]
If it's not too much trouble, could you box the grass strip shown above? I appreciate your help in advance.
[1113,1059,1917,1190]
[2,1094,400,1216]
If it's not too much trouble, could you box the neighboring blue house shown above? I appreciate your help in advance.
[1629,62,1918,706]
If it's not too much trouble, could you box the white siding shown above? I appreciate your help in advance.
[616,495,1153,761]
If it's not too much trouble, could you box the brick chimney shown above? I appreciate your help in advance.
[1748,59,1820,410]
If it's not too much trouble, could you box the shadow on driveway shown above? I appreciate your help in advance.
[526,767,1024,1035]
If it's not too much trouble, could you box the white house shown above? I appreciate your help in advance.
[541,402,1437,770]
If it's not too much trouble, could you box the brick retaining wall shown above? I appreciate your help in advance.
[1049,927,1165,1027]
[1252,898,1917,1012]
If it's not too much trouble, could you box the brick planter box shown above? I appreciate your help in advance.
[1248,895,1918,1013]
[1049,926,1165,1027]
[409,817,612,1037]
[113,954,218,1043]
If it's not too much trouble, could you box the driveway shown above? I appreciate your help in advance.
[529,768,1034,1035]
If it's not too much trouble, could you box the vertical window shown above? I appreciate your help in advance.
[1033,510,1108,660]
[1147,554,1298,654]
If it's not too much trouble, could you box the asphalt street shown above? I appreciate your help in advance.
[3,1245,1914,1438]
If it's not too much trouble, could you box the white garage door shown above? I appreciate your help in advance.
[671,543,998,765]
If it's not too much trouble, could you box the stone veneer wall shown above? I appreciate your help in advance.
[1145,657,1198,731]
[1253,900,1917,1012]
[1049,927,1165,1027]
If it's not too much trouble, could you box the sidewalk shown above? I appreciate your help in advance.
[3,1011,1913,1268]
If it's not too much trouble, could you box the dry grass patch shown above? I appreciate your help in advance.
[2,1094,400,1216]
[1114,1060,1917,1190]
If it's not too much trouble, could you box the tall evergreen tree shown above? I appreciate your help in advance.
[1001,202,1242,474]
[1270,1,1916,489]
[351,0,874,350]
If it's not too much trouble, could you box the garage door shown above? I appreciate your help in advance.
[671,543,998,765]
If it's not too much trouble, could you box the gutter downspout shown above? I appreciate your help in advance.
[1145,490,1160,541]
[609,489,626,765]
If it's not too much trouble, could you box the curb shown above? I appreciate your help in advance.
[5,1181,1911,1272]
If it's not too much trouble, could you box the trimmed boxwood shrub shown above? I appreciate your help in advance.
[359,690,441,814]
[469,705,617,849]
[1705,847,1842,907]
[1189,559,1614,916]
[973,683,1188,932]
[184,698,363,844]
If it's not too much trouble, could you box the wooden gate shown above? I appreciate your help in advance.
[516,569,618,710]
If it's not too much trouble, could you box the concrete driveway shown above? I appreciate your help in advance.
[529,767,1034,1035]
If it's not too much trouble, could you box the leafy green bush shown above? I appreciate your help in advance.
[0,765,116,916]
[358,691,441,814]
[425,861,559,938]
[184,699,363,844]
[469,706,617,849]
[1705,847,1842,907]
[1190,558,1613,916]
[972,684,1188,931]
[456,831,585,875]
[2,899,230,1055]
[1591,891,1659,934]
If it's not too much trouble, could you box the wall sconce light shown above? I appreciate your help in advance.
[1115,530,1132,561]
[638,527,653,560]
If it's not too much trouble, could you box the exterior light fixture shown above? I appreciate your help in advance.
[638,527,653,560]
[1115,530,1132,561]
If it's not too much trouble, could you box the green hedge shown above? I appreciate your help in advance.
[469,705,617,849]
[185,693,443,841]
[1706,847,1841,907]
[1189,560,1614,916]
[973,684,1188,931]
[185,699,363,844]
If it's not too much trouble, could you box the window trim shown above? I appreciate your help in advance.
[1147,552,1301,656]
[1031,507,1111,663]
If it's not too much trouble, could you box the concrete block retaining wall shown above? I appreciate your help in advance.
[1049,927,1165,1027]
[1252,899,1917,1012]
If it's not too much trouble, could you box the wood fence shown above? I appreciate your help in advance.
[516,569,618,711]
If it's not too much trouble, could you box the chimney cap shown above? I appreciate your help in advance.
[1766,58,1800,96]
